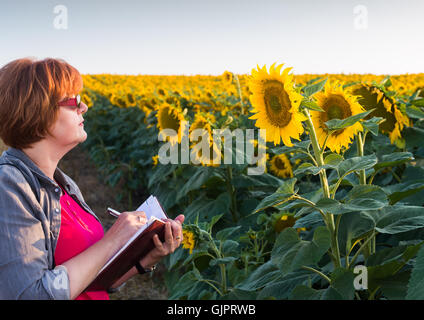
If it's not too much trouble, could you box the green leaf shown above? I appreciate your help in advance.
[290,285,326,299]
[290,285,343,300]
[406,245,424,299]
[147,164,177,188]
[168,270,198,299]
[300,99,324,112]
[374,152,414,171]
[302,78,327,97]
[325,109,374,131]
[411,98,424,107]
[315,185,388,215]
[257,269,317,299]
[216,226,242,241]
[269,140,311,155]
[385,180,424,205]
[209,257,237,267]
[293,163,320,176]
[184,193,231,223]
[404,127,424,149]
[367,243,424,298]
[233,173,283,189]
[314,197,348,215]
[236,261,281,291]
[329,268,355,300]
[290,268,355,300]
[338,211,375,257]
[324,153,344,167]
[405,105,424,119]
[378,271,411,300]
[369,206,424,234]
[343,185,388,211]
[222,240,239,255]
[220,289,257,300]
[177,166,213,201]
[362,117,383,136]
[253,178,297,213]
[271,227,331,275]
[208,213,224,233]
[337,154,378,178]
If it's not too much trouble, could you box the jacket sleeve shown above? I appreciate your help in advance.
[0,165,70,300]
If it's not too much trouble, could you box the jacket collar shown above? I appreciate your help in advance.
[4,147,71,190]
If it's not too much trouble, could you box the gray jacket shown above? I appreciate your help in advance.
[0,147,103,299]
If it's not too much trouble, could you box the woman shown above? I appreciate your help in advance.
[0,57,184,300]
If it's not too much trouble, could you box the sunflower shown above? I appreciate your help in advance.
[152,155,159,166]
[311,82,365,153]
[191,140,221,167]
[222,71,233,84]
[190,113,216,147]
[156,103,186,145]
[248,63,307,146]
[182,229,196,254]
[269,154,293,178]
[273,213,305,233]
[351,84,410,144]
[80,92,93,108]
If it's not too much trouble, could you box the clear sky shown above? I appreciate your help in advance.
[0,0,423,75]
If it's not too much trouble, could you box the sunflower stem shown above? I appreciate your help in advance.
[356,132,377,255]
[225,166,238,222]
[234,74,244,115]
[303,108,341,269]
[301,266,331,284]
[356,132,367,185]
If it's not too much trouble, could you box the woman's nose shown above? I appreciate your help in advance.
[79,102,88,114]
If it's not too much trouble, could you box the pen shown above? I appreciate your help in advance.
[107,207,121,218]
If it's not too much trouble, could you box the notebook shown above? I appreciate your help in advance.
[86,196,167,291]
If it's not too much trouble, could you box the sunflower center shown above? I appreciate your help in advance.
[327,105,345,120]
[159,107,180,131]
[321,94,352,135]
[353,86,396,133]
[274,157,286,170]
[263,80,293,128]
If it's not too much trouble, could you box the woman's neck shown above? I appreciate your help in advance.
[21,140,72,181]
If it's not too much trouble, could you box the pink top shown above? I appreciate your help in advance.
[54,182,110,300]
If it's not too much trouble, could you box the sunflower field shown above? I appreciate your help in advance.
[79,65,424,300]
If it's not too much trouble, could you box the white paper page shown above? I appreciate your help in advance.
[136,195,155,220]
[136,196,167,220]
[146,196,167,220]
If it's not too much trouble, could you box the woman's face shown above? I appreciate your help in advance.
[47,94,88,148]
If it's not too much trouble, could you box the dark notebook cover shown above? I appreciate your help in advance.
[87,196,168,291]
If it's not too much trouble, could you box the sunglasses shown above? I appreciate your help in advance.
[58,94,83,111]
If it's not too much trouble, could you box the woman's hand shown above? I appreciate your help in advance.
[102,211,148,252]
[139,214,185,268]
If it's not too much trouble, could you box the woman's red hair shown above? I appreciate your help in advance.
[0,57,82,149]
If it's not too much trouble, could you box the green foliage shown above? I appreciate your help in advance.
[81,77,424,300]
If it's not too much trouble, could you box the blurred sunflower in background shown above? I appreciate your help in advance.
[80,92,93,108]
[191,141,221,167]
[152,155,159,166]
[156,103,186,145]
[351,84,410,145]
[416,87,424,98]
[248,63,307,146]
[222,71,233,85]
[273,212,306,233]
[269,154,293,178]
[190,113,216,148]
[311,82,365,153]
